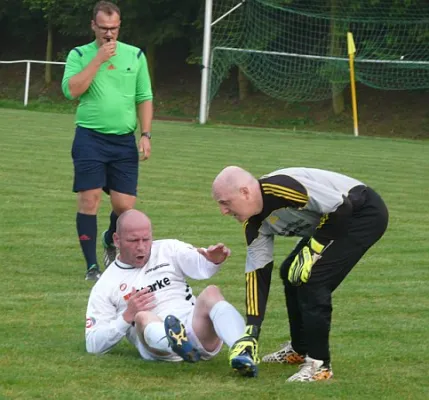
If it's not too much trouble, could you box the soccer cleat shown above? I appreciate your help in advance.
[164,315,200,363]
[101,230,117,269]
[85,264,101,281]
[230,353,258,378]
[229,326,260,377]
[262,341,306,364]
[287,356,333,382]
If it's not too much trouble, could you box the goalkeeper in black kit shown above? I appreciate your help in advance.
[211,166,388,381]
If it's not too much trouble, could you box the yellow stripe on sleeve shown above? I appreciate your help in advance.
[262,183,308,205]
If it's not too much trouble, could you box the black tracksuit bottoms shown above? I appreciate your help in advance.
[280,186,389,362]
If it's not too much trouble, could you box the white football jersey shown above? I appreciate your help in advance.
[85,239,221,355]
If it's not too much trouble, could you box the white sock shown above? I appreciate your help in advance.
[209,300,245,347]
[143,322,170,353]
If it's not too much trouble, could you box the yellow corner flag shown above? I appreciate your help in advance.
[347,32,359,137]
[347,32,356,55]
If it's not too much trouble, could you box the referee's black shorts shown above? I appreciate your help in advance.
[72,126,139,196]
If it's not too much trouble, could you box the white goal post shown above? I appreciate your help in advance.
[0,60,65,106]
[199,0,247,124]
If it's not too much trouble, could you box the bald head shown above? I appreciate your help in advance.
[116,209,152,236]
[114,209,153,268]
[212,166,262,222]
[212,166,256,195]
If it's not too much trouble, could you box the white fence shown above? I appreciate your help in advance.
[0,60,66,106]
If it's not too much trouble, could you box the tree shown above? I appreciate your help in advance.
[328,0,345,115]
[0,0,43,58]
[118,0,201,87]
[326,0,429,114]
[22,0,70,84]
[6,0,199,87]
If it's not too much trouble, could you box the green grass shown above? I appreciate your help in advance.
[0,98,77,114]
[1,108,428,399]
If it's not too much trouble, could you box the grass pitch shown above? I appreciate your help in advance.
[0,108,428,399]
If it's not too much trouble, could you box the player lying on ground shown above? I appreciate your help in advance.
[85,209,259,376]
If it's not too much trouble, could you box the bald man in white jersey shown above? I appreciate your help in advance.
[212,166,388,382]
[85,209,258,376]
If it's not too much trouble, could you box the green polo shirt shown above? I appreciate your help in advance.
[62,41,153,134]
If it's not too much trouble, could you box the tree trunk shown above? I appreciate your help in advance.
[331,88,344,114]
[145,44,156,89]
[329,0,344,115]
[45,20,53,86]
[238,67,250,101]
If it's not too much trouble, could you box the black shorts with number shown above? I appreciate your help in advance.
[72,126,139,196]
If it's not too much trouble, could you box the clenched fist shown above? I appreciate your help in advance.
[96,41,116,63]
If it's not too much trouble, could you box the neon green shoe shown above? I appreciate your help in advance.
[229,325,260,377]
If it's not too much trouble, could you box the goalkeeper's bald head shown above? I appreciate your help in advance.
[212,166,262,222]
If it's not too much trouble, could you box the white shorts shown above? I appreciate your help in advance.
[134,307,223,362]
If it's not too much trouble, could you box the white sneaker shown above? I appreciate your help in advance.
[287,356,333,382]
[262,341,305,364]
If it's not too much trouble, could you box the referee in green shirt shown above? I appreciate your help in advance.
[62,1,153,281]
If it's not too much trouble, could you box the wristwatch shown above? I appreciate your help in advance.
[141,132,151,139]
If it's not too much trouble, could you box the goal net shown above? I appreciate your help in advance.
[208,0,429,104]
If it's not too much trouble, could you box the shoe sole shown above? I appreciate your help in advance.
[164,315,200,363]
[231,356,258,378]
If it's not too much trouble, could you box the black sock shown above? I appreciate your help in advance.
[76,212,98,269]
[104,211,118,246]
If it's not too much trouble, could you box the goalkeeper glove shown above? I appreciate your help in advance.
[288,238,326,285]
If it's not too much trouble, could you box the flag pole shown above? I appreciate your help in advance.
[347,32,359,137]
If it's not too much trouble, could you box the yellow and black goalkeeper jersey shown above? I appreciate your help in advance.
[244,167,365,273]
